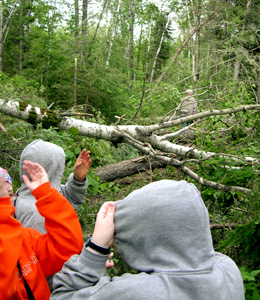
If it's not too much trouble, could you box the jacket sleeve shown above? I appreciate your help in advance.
[60,173,88,210]
[50,245,112,299]
[29,182,84,277]
[0,196,24,299]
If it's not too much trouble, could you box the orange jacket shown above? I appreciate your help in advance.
[0,182,83,300]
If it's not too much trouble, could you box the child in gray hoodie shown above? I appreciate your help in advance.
[15,139,91,234]
[51,180,245,300]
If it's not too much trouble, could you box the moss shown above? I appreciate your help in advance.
[41,108,62,129]
[19,101,62,128]
[19,101,29,112]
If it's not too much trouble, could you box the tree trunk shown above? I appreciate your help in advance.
[150,14,171,83]
[194,0,201,83]
[128,0,135,81]
[95,156,168,181]
[0,2,3,72]
[81,0,88,54]
[232,0,252,81]
[0,0,19,72]
[86,0,108,60]
[106,0,121,67]
[145,21,152,77]
[154,14,214,88]
[257,60,260,104]
[74,58,77,106]
[1,98,258,194]
[19,0,24,75]
[74,0,79,37]
[82,0,88,36]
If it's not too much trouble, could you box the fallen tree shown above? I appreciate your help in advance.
[95,155,168,181]
[1,98,260,193]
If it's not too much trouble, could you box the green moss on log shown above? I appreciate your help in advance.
[19,101,62,128]
[41,108,62,128]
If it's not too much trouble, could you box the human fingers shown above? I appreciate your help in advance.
[22,161,48,188]
[92,202,115,248]
[105,256,115,269]
[96,201,115,221]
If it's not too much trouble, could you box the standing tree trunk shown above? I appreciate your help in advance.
[0,0,19,72]
[74,0,79,38]
[257,60,260,104]
[19,0,24,75]
[127,0,135,81]
[82,0,88,36]
[86,0,108,60]
[81,0,88,54]
[194,0,201,83]
[145,21,152,77]
[74,58,77,106]
[150,13,171,83]
[106,0,121,67]
[233,0,252,81]
[136,24,143,71]
[154,14,214,89]
[0,2,3,72]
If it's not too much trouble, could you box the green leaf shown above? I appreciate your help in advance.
[68,127,79,135]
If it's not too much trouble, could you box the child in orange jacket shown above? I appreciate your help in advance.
[0,160,83,300]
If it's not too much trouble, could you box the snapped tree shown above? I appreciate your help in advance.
[1,98,259,194]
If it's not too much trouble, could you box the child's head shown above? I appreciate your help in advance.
[0,167,15,204]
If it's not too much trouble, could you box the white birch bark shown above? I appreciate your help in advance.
[0,98,258,193]
[0,0,19,71]
[150,13,171,83]
[106,0,121,66]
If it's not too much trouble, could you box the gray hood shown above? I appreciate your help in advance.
[19,139,65,193]
[51,180,244,300]
[15,139,66,232]
[115,180,215,272]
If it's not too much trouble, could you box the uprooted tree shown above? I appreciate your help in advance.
[1,98,260,194]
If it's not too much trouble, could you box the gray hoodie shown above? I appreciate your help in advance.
[51,180,244,300]
[15,139,88,234]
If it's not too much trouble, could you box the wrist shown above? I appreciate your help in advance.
[86,238,110,255]
[73,175,86,182]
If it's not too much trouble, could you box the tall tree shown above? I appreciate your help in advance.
[150,13,171,82]
[106,0,121,66]
[0,0,19,71]
[232,0,253,81]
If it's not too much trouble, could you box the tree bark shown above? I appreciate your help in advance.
[128,0,135,80]
[0,2,3,72]
[106,0,121,66]
[86,0,108,60]
[232,0,252,81]
[1,98,259,194]
[0,0,19,71]
[95,156,167,181]
[150,13,171,83]
[154,13,215,88]
[19,0,24,75]
[74,0,79,37]
[74,58,77,106]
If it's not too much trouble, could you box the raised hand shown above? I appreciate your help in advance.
[22,160,49,192]
[92,201,116,248]
[73,149,92,182]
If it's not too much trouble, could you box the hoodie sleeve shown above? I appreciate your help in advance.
[50,246,111,299]
[0,196,24,299]
[50,247,170,300]
[60,173,88,210]
[29,182,84,277]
